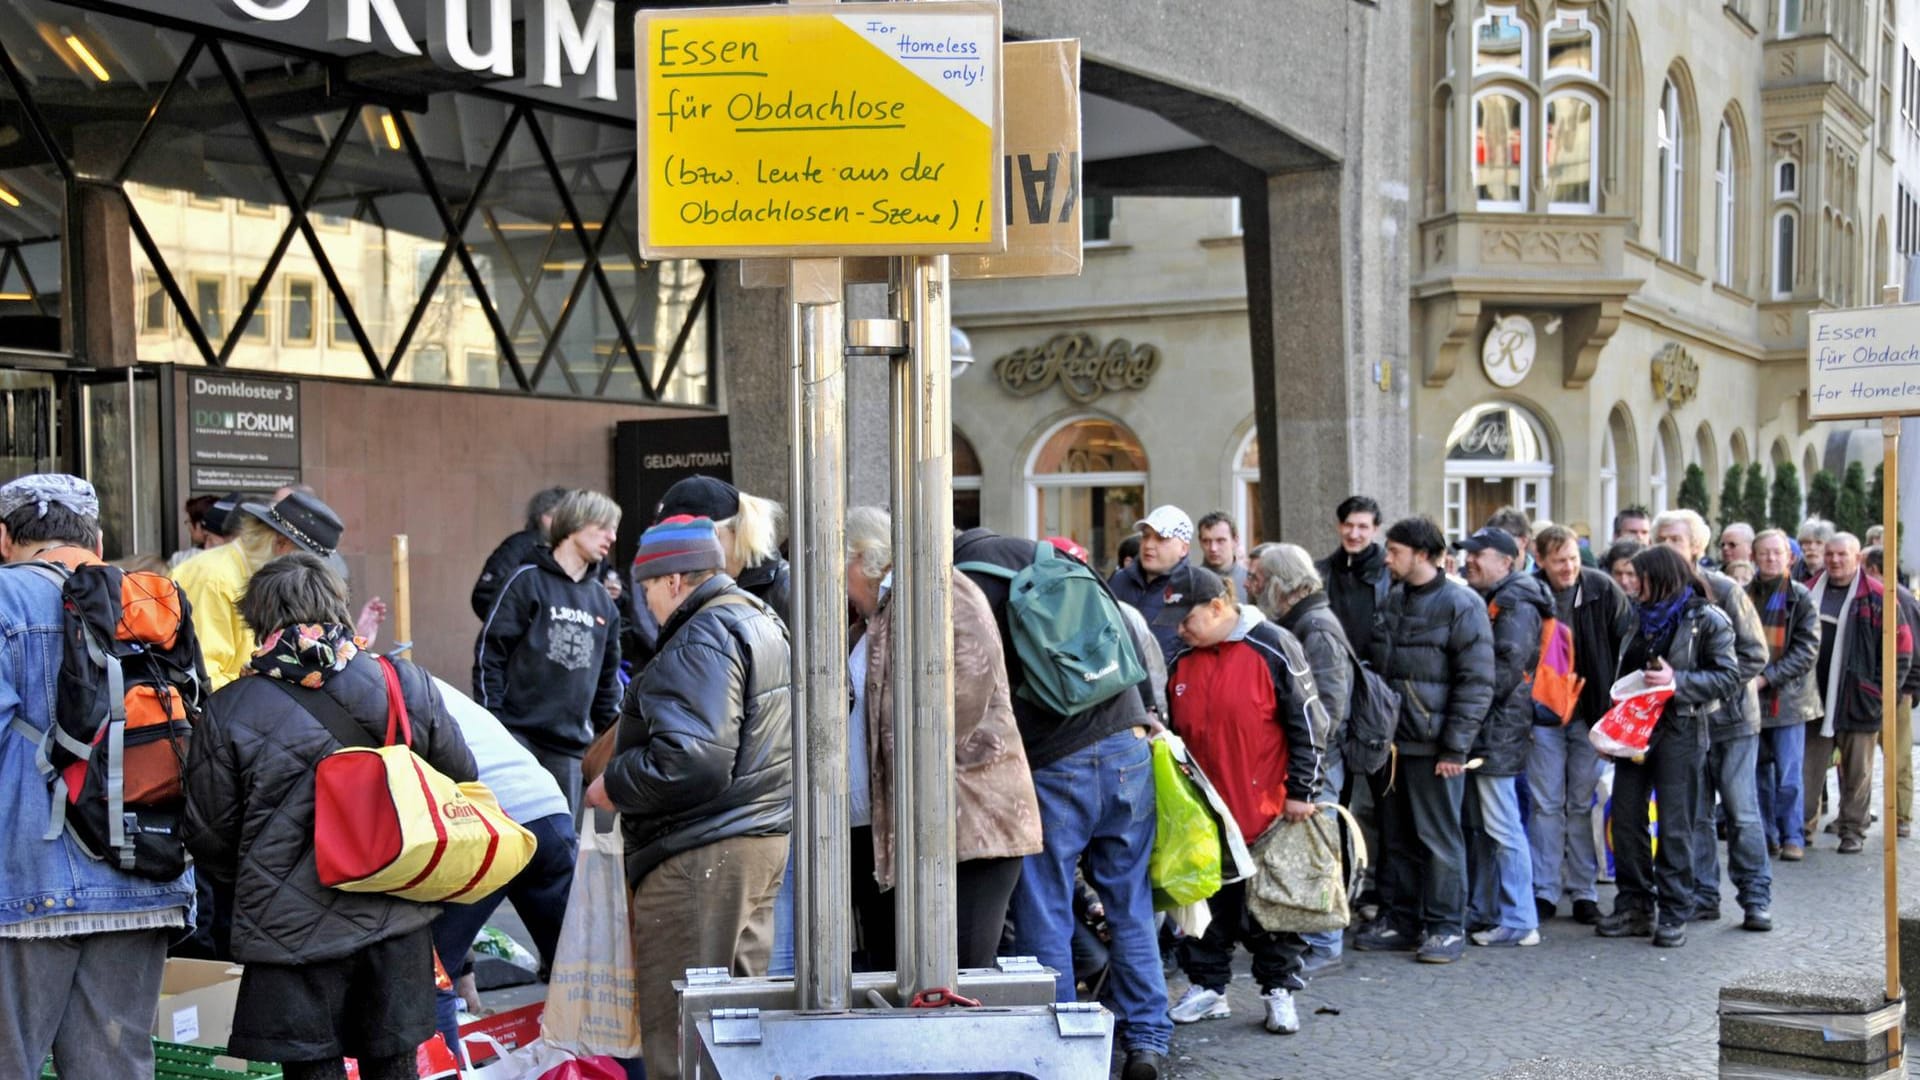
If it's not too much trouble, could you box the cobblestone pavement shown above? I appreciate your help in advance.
[1163,774,1919,1080]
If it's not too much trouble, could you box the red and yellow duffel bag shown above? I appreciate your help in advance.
[308,658,535,903]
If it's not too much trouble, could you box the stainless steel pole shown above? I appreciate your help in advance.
[895,254,958,999]
[886,258,919,984]
[788,257,851,1012]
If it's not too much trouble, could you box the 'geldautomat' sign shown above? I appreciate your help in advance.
[187,374,302,494]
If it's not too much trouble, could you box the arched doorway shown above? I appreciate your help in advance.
[1443,401,1554,540]
[1026,415,1149,569]
[1651,418,1683,514]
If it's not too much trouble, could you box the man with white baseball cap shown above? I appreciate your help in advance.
[1110,504,1200,663]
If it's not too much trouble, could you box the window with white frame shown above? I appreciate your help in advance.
[1474,7,1529,77]
[1545,9,1598,78]
[1775,158,1798,198]
[1657,79,1684,261]
[1599,423,1619,542]
[1231,429,1263,548]
[1779,0,1801,36]
[1650,424,1674,514]
[1475,89,1528,210]
[1773,208,1798,297]
[1545,90,1598,212]
[1715,121,1736,286]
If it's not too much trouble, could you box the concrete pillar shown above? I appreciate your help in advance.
[70,182,136,368]
[717,263,791,501]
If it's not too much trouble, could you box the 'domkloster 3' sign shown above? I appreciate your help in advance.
[214,0,618,101]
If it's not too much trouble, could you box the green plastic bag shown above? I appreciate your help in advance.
[1150,737,1222,909]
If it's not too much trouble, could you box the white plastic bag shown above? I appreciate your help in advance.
[461,1034,578,1080]
[540,815,644,1057]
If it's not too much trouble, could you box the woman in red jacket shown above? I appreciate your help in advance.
[1160,567,1328,1038]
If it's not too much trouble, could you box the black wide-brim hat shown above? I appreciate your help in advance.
[241,490,344,557]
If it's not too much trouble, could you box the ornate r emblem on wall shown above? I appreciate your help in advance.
[1651,343,1699,407]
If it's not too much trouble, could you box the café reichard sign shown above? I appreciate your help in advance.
[635,2,1004,257]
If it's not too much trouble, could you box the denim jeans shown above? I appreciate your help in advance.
[1612,722,1704,927]
[1693,733,1773,911]
[1526,719,1601,905]
[432,812,577,1061]
[1010,729,1169,1055]
[1379,758,1468,938]
[1466,773,1538,932]
[1755,723,1807,848]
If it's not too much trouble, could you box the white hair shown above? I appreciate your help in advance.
[845,505,892,580]
[1254,543,1322,617]
[1653,508,1711,556]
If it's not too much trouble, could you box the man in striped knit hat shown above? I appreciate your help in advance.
[586,515,792,1080]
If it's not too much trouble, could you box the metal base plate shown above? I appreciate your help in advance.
[685,1004,1115,1079]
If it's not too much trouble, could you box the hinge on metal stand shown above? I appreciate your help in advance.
[847,318,908,357]
[711,1007,763,1046]
[684,967,732,987]
[1051,1002,1107,1038]
[995,956,1047,975]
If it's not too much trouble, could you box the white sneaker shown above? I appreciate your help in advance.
[1262,987,1300,1034]
[1168,985,1230,1024]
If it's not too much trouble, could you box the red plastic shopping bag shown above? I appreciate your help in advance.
[537,1057,627,1080]
[1588,671,1674,758]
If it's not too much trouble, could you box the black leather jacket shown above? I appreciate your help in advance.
[1704,570,1770,740]
[604,574,793,885]
[1614,595,1741,754]
[1372,574,1495,760]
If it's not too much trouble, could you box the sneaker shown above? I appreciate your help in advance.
[1572,899,1603,925]
[1652,923,1687,948]
[1354,923,1418,952]
[1122,1049,1169,1080]
[1743,906,1773,932]
[1826,819,1840,835]
[1416,933,1465,964]
[1299,950,1345,979]
[1694,905,1721,922]
[1167,985,1230,1024]
[1839,836,1865,854]
[1768,842,1782,858]
[1596,910,1653,938]
[1470,926,1541,947]
[1534,896,1557,923]
[1779,844,1805,862]
[1262,987,1300,1034]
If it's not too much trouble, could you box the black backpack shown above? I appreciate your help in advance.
[1336,635,1401,778]
[8,561,207,880]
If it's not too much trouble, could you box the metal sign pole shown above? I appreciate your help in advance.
[788,256,851,1013]
[1881,413,1905,1069]
[893,254,959,1000]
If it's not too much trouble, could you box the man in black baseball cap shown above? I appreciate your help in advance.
[1452,526,1520,561]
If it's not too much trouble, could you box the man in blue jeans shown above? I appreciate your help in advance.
[430,679,578,1062]
[956,528,1170,1080]
[1749,530,1819,862]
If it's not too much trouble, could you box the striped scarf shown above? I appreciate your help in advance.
[1750,575,1795,662]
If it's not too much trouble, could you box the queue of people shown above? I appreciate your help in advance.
[7,462,1917,1080]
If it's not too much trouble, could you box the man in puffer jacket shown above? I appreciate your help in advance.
[1459,528,1550,948]
[1357,517,1494,966]
[585,516,791,1080]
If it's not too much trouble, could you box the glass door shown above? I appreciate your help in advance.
[0,369,57,486]
[69,368,170,561]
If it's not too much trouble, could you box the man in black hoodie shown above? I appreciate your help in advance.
[471,486,570,619]
[1317,495,1391,658]
[473,489,623,813]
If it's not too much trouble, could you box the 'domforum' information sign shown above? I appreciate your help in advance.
[1809,304,1920,420]
[634,1,1003,258]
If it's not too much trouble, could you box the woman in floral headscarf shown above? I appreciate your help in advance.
[185,553,475,1080]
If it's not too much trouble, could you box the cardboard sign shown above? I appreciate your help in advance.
[740,38,1083,287]
[635,2,1003,257]
[1809,305,1920,419]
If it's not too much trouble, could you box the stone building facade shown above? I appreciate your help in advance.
[1409,0,1896,540]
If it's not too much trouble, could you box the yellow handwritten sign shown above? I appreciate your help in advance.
[635,2,1003,258]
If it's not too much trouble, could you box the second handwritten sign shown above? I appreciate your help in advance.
[635,2,1004,258]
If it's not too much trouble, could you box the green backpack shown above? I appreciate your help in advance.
[957,541,1147,718]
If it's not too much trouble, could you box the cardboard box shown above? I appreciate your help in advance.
[458,1003,545,1065]
[153,958,244,1048]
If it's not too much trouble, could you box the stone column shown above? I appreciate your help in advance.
[69,182,135,368]
[717,263,792,501]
